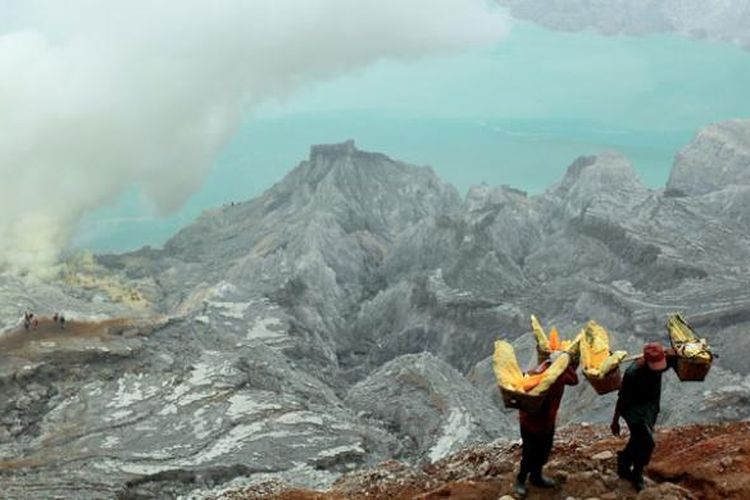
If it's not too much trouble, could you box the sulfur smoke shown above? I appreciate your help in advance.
[0,0,508,274]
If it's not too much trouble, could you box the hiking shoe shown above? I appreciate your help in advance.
[616,452,632,480]
[617,467,633,480]
[530,475,557,488]
[631,475,645,492]
[513,479,528,497]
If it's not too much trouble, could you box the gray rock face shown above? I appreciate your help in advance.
[2,126,750,498]
[498,0,750,48]
[0,291,399,498]
[667,119,750,196]
[345,352,513,462]
[151,140,461,380]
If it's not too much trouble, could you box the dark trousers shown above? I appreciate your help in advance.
[619,420,655,478]
[518,425,554,482]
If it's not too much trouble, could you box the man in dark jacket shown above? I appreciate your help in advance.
[514,352,579,497]
[611,342,675,491]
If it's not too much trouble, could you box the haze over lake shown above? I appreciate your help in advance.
[74,22,750,252]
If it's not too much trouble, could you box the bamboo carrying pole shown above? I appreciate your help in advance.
[622,354,643,363]
[620,352,717,362]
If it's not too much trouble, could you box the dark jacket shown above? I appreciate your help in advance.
[616,358,676,427]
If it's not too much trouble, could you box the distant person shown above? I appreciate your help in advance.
[515,352,579,497]
[611,342,676,491]
[23,311,33,331]
[59,314,66,329]
[53,313,59,323]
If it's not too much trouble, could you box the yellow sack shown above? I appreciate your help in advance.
[492,340,570,395]
[667,314,712,363]
[580,320,627,378]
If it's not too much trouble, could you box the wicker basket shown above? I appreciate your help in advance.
[500,387,546,413]
[667,313,712,382]
[674,357,711,381]
[584,366,622,395]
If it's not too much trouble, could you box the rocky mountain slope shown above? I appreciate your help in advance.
[497,0,750,48]
[1,121,750,497]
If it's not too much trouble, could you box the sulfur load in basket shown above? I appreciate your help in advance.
[492,340,571,413]
[667,313,712,381]
[580,321,628,395]
[531,314,581,366]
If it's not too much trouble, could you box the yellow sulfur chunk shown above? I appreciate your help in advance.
[667,314,712,363]
[528,352,571,396]
[493,340,525,392]
[549,327,561,351]
[531,315,551,352]
[531,314,577,353]
[580,321,625,378]
[492,340,571,395]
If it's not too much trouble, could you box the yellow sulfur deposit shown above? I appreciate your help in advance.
[528,351,571,396]
[531,315,551,352]
[531,314,577,353]
[579,320,627,379]
[668,313,694,343]
[678,340,711,361]
[549,326,561,350]
[667,314,712,363]
[492,340,571,395]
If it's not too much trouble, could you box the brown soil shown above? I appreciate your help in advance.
[0,315,165,365]
[648,424,750,500]
[1,317,122,350]
[219,422,750,500]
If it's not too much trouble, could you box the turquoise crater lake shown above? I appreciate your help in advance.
[74,21,750,252]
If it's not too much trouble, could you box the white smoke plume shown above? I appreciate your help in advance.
[0,0,508,274]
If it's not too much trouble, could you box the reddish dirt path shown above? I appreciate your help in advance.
[0,316,140,358]
[648,424,750,500]
[218,422,750,500]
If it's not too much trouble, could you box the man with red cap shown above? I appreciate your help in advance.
[611,342,675,491]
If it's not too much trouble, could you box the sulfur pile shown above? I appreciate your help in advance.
[579,320,627,379]
[492,340,570,396]
[667,313,712,363]
[530,314,579,359]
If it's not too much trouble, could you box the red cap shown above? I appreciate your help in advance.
[643,342,667,371]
